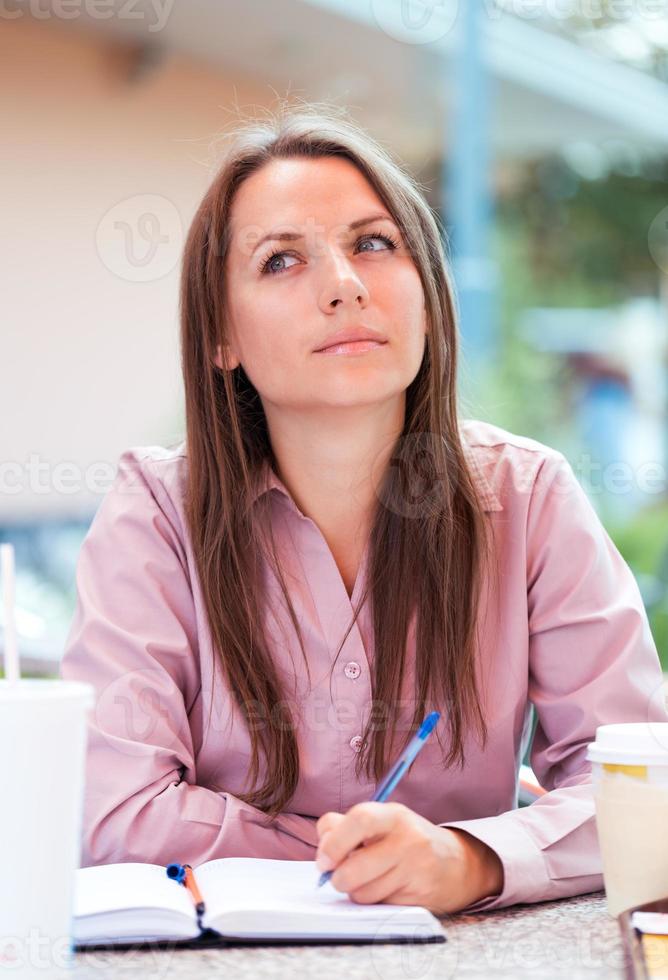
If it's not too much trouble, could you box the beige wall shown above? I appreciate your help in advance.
[0,18,271,519]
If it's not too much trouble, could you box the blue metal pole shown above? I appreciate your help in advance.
[445,0,498,400]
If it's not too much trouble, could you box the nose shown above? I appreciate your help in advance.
[317,248,370,312]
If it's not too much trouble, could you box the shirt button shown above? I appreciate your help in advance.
[349,734,364,752]
[344,661,361,680]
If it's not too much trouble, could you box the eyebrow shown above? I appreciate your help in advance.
[248,212,398,261]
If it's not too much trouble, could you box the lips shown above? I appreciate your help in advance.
[314,327,387,352]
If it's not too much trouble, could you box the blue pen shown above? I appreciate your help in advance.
[317,710,440,888]
[166,862,207,927]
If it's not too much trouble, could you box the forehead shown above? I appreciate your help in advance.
[228,156,383,242]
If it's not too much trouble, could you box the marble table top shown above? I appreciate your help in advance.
[70,889,629,980]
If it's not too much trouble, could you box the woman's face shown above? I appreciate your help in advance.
[219,156,428,413]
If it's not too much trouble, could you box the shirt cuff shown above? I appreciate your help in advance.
[439,813,552,912]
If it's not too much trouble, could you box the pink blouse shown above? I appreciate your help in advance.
[59,418,668,912]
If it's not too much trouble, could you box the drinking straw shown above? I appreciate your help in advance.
[1,543,20,684]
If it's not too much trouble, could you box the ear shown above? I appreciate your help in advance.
[214,343,241,372]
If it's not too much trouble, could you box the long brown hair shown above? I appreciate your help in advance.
[180,101,500,819]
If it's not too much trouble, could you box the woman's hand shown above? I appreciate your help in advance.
[315,801,504,916]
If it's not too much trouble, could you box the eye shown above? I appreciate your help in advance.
[257,230,400,277]
[356,232,400,254]
[259,250,300,276]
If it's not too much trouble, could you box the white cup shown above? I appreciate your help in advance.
[0,678,94,978]
[586,722,668,918]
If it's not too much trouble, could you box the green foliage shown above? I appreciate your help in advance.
[605,503,668,671]
[462,154,668,674]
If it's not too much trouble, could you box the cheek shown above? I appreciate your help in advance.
[374,263,425,327]
[232,292,285,358]
[232,299,304,396]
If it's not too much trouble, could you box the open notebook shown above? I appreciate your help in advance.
[72,858,447,948]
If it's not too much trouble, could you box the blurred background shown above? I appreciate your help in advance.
[1,0,667,683]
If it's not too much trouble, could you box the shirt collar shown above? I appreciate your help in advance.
[251,458,291,504]
[462,447,504,512]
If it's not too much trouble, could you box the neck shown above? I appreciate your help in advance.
[263,395,405,535]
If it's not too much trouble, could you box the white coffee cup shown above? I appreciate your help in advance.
[586,722,668,918]
[0,678,94,978]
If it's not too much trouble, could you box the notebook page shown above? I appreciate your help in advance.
[74,863,196,920]
[632,912,668,935]
[196,858,437,930]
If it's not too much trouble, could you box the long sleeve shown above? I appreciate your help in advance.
[59,449,319,868]
[439,450,668,912]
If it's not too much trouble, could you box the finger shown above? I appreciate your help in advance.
[329,835,399,895]
[346,863,406,906]
[316,829,338,871]
[316,811,344,839]
[318,824,384,873]
[381,885,425,907]
[318,802,404,868]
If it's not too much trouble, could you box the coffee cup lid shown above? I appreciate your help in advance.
[586,723,668,765]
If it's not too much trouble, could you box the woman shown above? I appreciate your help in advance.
[60,104,668,916]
